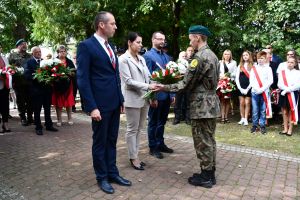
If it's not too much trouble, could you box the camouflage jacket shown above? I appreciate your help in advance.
[166,45,221,119]
[8,51,31,68]
[8,51,31,88]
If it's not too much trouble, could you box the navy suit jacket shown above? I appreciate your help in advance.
[24,58,51,95]
[76,36,124,113]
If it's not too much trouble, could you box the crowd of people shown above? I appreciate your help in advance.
[216,47,300,136]
[0,40,78,135]
[0,10,299,194]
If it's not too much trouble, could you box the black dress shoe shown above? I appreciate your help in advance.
[130,159,144,170]
[36,129,43,135]
[140,161,146,167]
[149,149,163,159]
[159,145,174,153]
[2,125,11,133]
[97,180,114,194]
[109,176,132,186]
[46,126,58,132]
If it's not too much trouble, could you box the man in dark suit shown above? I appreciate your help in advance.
[76,11,131,194]
[24,46,58,135]
[266,44,283,66]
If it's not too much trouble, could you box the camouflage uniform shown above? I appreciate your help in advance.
[8,51,33,122]
[165,45,220,170]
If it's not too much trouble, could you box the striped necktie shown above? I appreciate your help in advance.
[104,41,116,69]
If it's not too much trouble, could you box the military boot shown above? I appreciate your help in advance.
[188,170,213,188]
[192,167,216,185]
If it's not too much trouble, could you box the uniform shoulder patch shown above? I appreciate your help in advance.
[190,59,198,68]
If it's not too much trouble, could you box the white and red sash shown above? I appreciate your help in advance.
[241,66,250,79]
[282,70,298,124]
[252,66,272,118]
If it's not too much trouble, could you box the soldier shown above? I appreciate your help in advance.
[8,39,33,126]
[157,25,220,188]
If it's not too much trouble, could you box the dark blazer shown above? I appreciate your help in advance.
[76,36,124,113]
[24,58,51,95]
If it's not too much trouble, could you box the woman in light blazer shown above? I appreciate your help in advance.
[119,32,157,170]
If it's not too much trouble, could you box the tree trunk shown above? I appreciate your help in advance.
[171,0,181,60]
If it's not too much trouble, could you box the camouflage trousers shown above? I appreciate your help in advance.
[191,118,216,170]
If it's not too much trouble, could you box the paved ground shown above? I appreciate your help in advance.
[0,110,299,200]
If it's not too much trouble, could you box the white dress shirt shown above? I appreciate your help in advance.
[93,33,116,63]
[277,68,300,91]
[250,64,273,94]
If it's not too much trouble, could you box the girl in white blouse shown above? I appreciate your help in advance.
[235,51,253,126]
[219,49,237,123]
[277,57,300,136]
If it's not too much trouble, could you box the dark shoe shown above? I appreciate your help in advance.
[149,149,163,159]
[261,126,267,134]
[97,180,114,194]
[159,145,174,153]
[286,132,292,136]
[130,159,144,170]
[188,170,213,188]
[140,161,146,167]
[21,119,28,126]
[172,119,180,125]
[193,167,216,185]
[250,126,257,133]
[109,176,132,186]
[2,125,11,133]
[279,131,287,135]
[36,129,43,135]
[46,126,58,132]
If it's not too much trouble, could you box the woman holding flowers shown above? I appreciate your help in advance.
[52,45,75,126]
[119,32,157,170]
[0,45,11,133]
[235,51,253,126]
[218,49,237,123]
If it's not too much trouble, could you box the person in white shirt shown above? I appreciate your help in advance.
[218,49,237,123]
[276,50,299,74]
[277,57,300,136]
[249,51,273,134]
[235,50,253,126]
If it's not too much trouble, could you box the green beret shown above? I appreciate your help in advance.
[188,25,211,37]
[15,39,26,47]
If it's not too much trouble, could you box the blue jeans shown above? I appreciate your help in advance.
[147,99,171,149]
[251,92,266,127]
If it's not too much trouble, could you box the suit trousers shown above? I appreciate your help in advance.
[0,88,9,123]
[147,98,171,149]
[92,108,120,181]
[125,105,149,159]
[32,90,53,130]
[14,85,33,120]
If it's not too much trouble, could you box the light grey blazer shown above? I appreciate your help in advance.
[119,51,151,108]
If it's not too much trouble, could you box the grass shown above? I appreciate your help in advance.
[164,114,300,156]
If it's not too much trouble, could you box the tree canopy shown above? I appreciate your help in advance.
[0,0,299,60]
